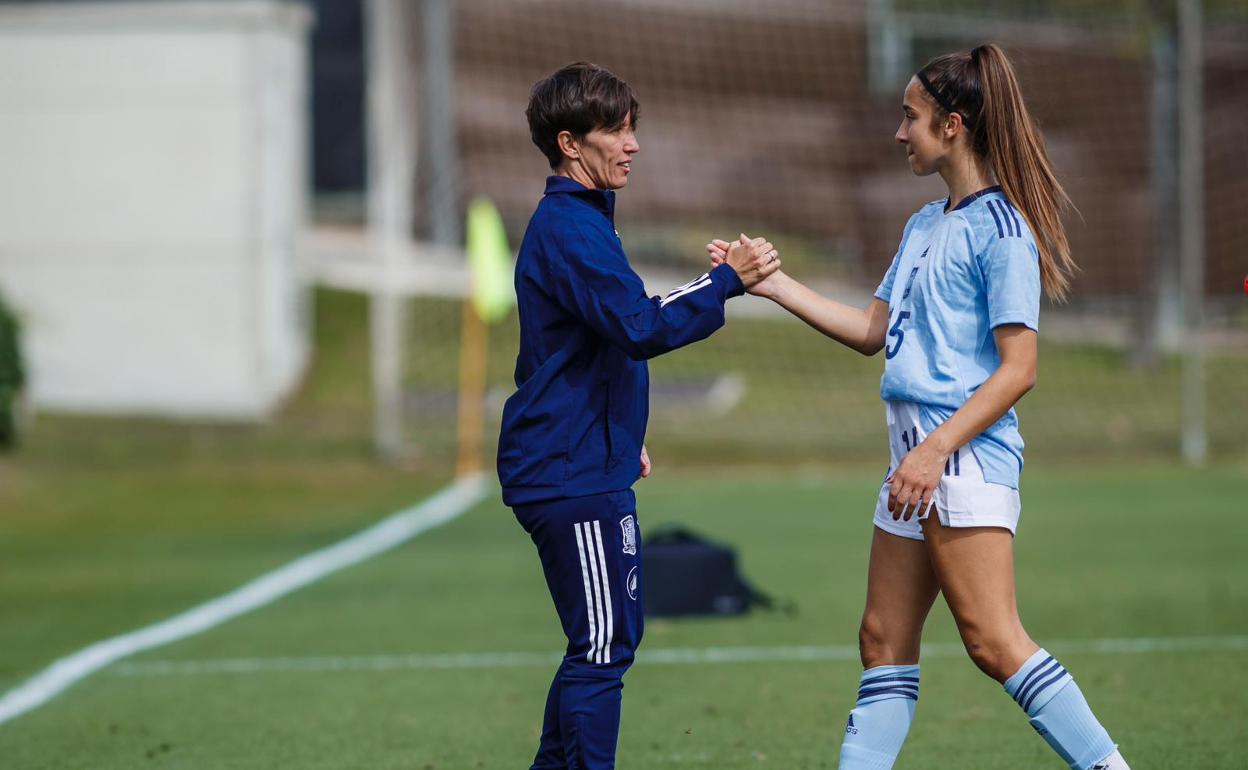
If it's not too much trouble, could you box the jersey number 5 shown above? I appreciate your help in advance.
[885,310,911,359]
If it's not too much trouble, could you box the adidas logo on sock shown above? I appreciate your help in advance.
[845,714,858,735]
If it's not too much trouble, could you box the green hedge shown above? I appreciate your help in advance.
[0,290,25,448]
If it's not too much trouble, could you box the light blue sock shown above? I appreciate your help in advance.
[1005,649,1118,770]
[837,664,919,770]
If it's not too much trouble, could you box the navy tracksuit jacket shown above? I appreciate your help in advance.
[499,175,744,769]
[499,175,744,505]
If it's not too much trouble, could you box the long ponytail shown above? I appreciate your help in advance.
[918,44,1077,302]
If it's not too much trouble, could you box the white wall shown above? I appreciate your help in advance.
[0,1,312,419]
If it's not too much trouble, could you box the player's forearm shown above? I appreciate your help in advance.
[926,362,1035,455]
[767,273,881,354]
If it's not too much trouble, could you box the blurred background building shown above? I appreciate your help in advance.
[0,0,312,419]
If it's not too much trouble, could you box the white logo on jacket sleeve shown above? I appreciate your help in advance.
[620,515,637,555]
[627,566,638,600]
[660,273,712,308]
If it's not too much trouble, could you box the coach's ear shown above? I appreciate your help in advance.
[556,130,580,163]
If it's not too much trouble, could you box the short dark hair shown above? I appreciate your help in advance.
[526,62,639,170]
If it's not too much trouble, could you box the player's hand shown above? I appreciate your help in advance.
[886,439,948,521]
[709,238,785,299]
[724,233,781,288]
[639,444,651,479]
[746,268,786,299]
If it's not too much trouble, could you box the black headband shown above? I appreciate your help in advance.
[916,70,972,129]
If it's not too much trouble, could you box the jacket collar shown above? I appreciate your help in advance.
[544,175,616,220]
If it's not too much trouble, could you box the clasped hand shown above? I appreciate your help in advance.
[707,235,781,296]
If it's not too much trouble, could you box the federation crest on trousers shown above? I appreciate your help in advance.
[620,515,637,555]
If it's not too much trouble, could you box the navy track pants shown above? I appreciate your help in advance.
[513,489,644,770]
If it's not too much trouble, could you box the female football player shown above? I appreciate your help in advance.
[710,44,1129,770]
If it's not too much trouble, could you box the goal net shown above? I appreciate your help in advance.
[380,0,1248,471]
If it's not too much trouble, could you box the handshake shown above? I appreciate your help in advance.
[706,234,783,295]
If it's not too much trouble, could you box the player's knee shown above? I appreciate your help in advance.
[858,614,919,667]
[959,627,1016,681]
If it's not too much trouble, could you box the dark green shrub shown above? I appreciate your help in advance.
[0,291,25,449]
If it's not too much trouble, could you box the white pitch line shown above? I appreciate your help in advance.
[0,474,489,727]
[112,634,1248,677]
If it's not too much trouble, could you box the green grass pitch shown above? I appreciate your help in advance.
[2,288,1244,766]
[2,463,1245,769]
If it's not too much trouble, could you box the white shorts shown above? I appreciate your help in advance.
[872,401,1021,541]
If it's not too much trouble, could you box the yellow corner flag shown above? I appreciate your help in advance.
[465,196,516,324]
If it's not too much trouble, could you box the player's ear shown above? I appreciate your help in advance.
[943,112,964,140]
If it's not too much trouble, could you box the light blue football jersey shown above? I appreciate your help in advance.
[874,186,1041,489]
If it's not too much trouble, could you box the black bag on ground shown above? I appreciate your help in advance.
[641,525,777,618]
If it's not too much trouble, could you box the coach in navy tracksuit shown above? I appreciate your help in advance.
[499,62,780,770]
